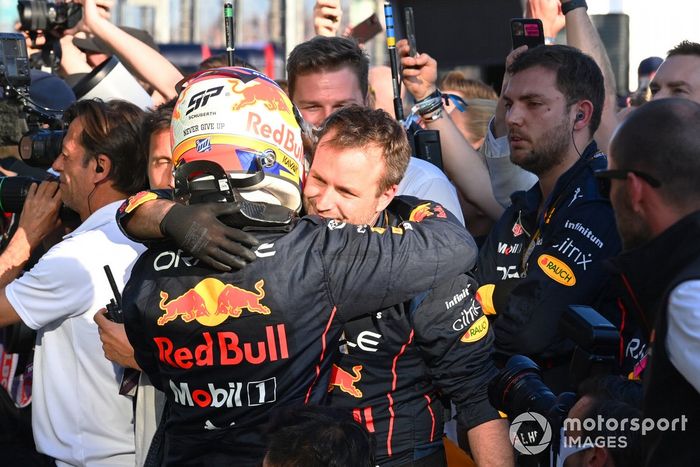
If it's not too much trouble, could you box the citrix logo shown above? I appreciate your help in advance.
[552,237,592,270]
[187,86,224,115]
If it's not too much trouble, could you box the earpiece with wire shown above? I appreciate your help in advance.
[572,110,584,158]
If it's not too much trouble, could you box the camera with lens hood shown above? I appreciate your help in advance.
[488,305,620,466]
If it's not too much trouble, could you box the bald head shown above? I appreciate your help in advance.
[611,98,700,206]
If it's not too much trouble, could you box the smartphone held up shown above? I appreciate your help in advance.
[510,18,545,50]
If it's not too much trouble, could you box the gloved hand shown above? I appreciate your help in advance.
[159,202,260,272]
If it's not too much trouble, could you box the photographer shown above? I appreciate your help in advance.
[67,0,182,103]
[562,376,643,467]
[0,99,146,465]
[0,67,75,464]
[17,0,182,105]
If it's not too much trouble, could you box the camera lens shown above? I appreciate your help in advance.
[488,355,557,417]
[19,129,65,167]
[17,0,50,32]
[0,176,40,213]
[17,0,83,33]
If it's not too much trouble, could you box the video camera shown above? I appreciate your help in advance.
[1,32,66,212]
[488,305,620,466]
[16,0,82,71]
[17,0,82,34]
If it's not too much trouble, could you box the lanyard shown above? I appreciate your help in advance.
[519,204,557,275]
[518,151,603,276]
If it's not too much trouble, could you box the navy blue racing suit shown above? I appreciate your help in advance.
[326,206,501,466]
[120,196,474,466]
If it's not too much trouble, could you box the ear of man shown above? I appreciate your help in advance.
[93,155,111,185]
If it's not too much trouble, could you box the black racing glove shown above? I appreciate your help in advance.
[159,202,260,272]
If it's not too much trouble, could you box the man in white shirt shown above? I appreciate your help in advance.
[286,35,467,225]
[0,99,147,465]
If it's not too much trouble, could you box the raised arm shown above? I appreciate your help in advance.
[397,39,504,220]
[560,0,619,152]
[313,0,343,37]
[75,0,183,100]
[525,0,566,43]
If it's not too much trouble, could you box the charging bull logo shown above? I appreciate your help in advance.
[408,203,448,222]
[158,289,208,325]
[231,81,290,113]
[158,279,270,326]
[328,364,363,398]
[216,280,270,317]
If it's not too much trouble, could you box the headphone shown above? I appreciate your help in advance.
[96,165,104,173]
[576,111,584,121]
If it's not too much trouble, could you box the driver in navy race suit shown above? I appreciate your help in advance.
[117,68,502,465]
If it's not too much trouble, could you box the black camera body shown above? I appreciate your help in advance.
[16,0,82,71]
[17,0,82,34]
[0,175,52,213]
[0,32,31,88]
[1,32,66,168]
[488,305,620,466]
[561,305,619,388]
[405,121,444,171]
[1,33,68,217]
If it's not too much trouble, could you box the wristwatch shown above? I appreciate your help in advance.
[561,0,588,15]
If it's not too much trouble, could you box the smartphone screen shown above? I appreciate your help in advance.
[350,13,383,44]
[510,18,544,50]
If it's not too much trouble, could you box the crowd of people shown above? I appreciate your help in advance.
[0,0,698,466]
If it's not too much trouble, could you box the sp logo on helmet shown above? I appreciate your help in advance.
[187,86,224,116]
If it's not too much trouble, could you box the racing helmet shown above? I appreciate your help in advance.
[171,67,305,212]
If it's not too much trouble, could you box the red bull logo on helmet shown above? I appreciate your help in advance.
[170,68,304,213]
[158,278,270,326]
[246,111,304,164]
[232,80,291,113]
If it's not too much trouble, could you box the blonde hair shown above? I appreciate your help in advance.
[440,72,498,145]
